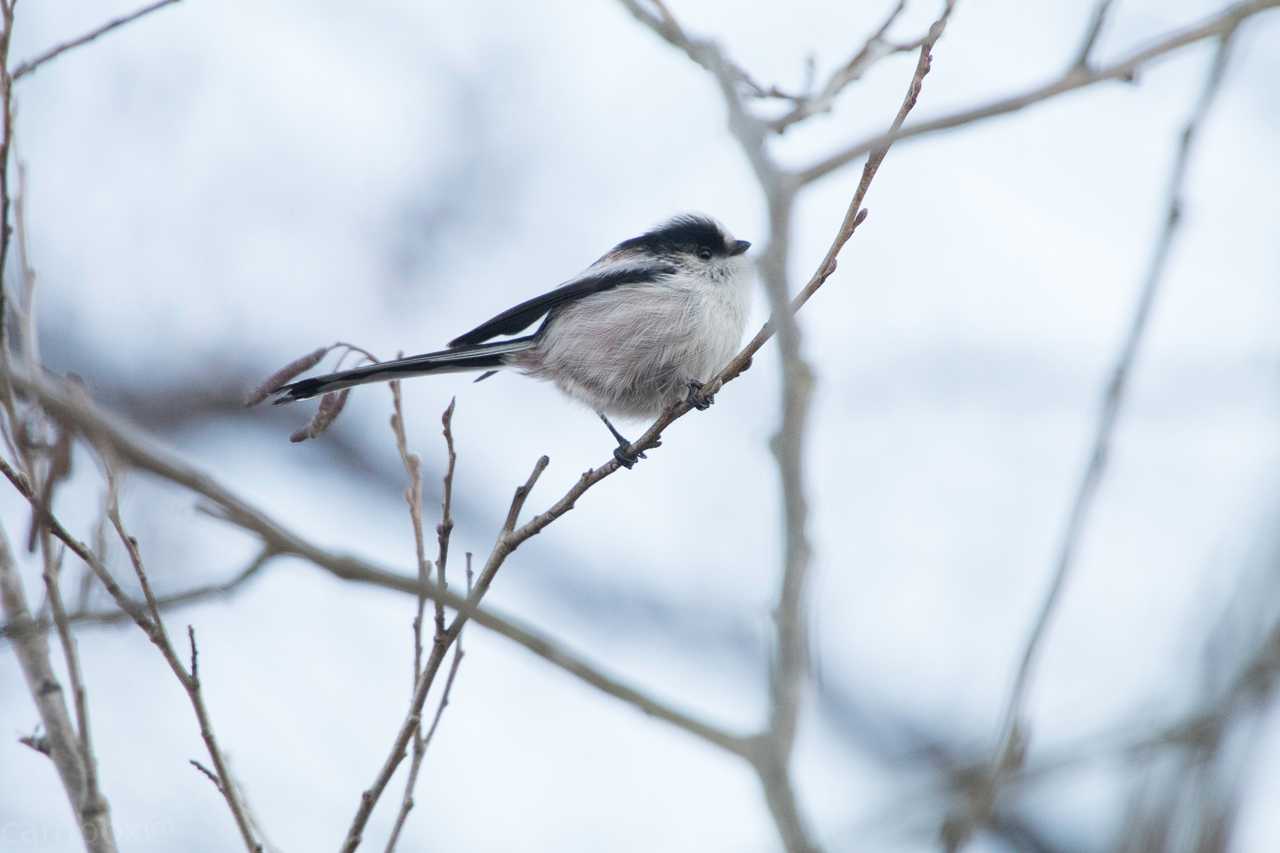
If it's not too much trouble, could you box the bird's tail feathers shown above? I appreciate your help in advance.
[271,336,536,404]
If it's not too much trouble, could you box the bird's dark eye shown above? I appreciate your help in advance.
[696,246,714,261]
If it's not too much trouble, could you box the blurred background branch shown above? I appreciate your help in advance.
[2,1,1279,851]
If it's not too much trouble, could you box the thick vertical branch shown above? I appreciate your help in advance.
[0,523,118,852]
[618,5,951,851]
[11,0,183,80]
[40,527,111,838]
[0,0,16,352]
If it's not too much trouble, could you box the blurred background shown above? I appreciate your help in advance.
[2,0,1279,850]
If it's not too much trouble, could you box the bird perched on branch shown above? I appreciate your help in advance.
[268,214,752,467]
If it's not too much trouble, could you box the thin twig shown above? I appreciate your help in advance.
[95,468,262,852]
[388,379,432,682]
[797,0,1279,185]
[969,29,1239,848]
[421,629,466,752]
[384,606,468,853]
[341,620,451,852]
[0,9,955,829]
[343,453,547,852]
[383,396,460,853]
[0,0,15,356]
[618,3,952,850]
[433,399,457,641]
[0,382,748,758]
[12,0,182,80]
[13,158,39,374]
[1072,0,1118,69]
[0,549,274,636]
[190,759,222,792]
[768,1,919,133]
[58,549,273,629]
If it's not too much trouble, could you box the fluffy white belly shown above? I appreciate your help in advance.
[517,277,750,419]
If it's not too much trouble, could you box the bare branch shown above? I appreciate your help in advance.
[962,29,1240,847]
[38,517,109,833]
[13,159,40,371]
[341,631,448,852]
[0,370,749,756]
[11,0,182,81]
[383,393,459,852]
[59,548,274,629]
[0,0,16,355]
[25,419,72,551]
[388,378,432,682]
[614,0,769,101]
[384,596,467,853]
[0,549,274,636]
[421,631,465,753]
[797,0,1279,185]
[433,398,457,640]
[767,1,923,133]
[9,6,961,847]
[99,472,262,851]
[1072,0,1118,70]
[189,758,222,792]
[0,455,154,630]
[620,3,952,850]
[345,451,550,852]
[0,523,117,852]
[501,455,550,537]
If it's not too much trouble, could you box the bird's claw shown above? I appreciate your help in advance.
[612,437,661,469]
[614,445,645,469]
[687,380,714,411]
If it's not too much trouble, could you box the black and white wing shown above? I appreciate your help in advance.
[448,261,675,348]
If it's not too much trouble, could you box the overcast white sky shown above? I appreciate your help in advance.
[3,1,1279,851]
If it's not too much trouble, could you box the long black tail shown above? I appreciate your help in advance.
[271,336,536,404]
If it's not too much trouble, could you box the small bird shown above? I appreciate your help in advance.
[272,214,752,467]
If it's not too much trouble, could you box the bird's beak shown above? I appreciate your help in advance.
[730,240,751,256]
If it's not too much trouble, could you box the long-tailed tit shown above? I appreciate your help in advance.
[271,214,752,467]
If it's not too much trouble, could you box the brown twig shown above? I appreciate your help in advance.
[0,14,956,843]
[0,549,273,636]
[383,394,460,852]
[610,3,953,849]
[342,452,547,852]
[383,576,469,853]
[388,379,432,682]
[11,0,183,81]
[341,622,450,850]
[46,549,274,630]
[433,399,457,640]
[0,375,748,758]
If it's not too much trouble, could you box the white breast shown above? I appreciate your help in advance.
[520,261,752,419]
